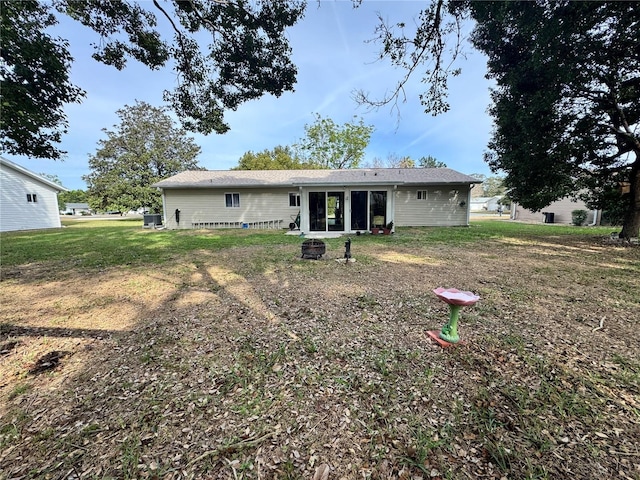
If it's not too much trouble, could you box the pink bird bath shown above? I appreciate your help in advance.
[429,287,480,345]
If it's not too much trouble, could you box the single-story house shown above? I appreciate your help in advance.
[0,156,68,232]
[62,202,91,215]
[152,168,481,233]
[470,196,503,212]
[510,196,600,225]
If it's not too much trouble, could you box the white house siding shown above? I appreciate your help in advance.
[512,197,598,225]
[162,187,298,229]
[0,164,62,232]
[394,186,470,227]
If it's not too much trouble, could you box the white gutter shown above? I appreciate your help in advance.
[159,188,167,226]
[466,184,474,225]
[588,209,599,226]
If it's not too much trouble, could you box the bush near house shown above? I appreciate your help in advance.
[572,209,588,226]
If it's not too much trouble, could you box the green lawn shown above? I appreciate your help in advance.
[0,218,616,270]
[1,219,637,479]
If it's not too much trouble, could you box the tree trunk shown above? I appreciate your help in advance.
[620,158,640,239]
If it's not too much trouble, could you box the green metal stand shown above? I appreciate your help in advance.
[439,304,462,343]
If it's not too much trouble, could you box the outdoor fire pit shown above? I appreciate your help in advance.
[301,239,326,259]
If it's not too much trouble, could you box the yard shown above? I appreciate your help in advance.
[1,219,639,479]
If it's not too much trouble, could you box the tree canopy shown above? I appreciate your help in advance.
[295,114,375,169]
[233,146,316,170]
[0,1,85,159]
[84,101,201,214]
[361,0,640,237]
[1,0,304,159]
[418,155,447,169]
[58,189,87,211]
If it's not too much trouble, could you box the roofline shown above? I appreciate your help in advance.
[154,180,480,189]
[0,156,69,192]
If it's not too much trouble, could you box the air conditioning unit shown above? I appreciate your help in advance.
[143,214,162,228]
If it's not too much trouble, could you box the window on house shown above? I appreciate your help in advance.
[27,193,38,203]
[417,190,427,200]
[225,193,240,208]
[289,192,300,207]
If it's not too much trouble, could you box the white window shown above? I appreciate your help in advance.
[417,190,427,200]
[225,193,240,208]
[27,193,38,203]
[289,192,300,207]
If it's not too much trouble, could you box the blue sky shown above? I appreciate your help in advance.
[8,1,495,191]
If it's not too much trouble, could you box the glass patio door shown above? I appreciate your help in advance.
[327,192,344,231]
[350,190,368,231]
[309,192,326,231]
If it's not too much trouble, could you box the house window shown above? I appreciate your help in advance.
[225,193,240,208]
[417,190,427,200]
[289,192,300,207]
[27,193,38,203]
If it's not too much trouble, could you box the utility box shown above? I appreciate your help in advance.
[542,212,555,224]
[143,214,162,227]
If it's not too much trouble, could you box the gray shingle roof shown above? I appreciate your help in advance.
[153,168,481,189]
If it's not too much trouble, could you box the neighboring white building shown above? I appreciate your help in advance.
[62,202,91,215]
[511,196,600,225]
[0,156,68,232]
[470,196,503,212]
[153,168,481,232]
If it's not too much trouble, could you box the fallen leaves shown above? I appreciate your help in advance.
[1,237,639,479]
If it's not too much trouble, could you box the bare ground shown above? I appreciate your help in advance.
[1,232,639,479]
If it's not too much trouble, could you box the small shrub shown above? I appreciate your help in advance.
[571,209,588,226]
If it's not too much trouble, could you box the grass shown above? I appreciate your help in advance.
[1,218,638,479]
[0,218,615,271]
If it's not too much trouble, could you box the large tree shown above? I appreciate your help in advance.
[233,146,316,170]
[296,114,375,169]
[0,1,85,160]
[471,2,639,238]
[84,101,201,214]
[1,0,304,159]
[358,1,640,237]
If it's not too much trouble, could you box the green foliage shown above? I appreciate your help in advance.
[296,114,375,169]
[2,1,305,158]
[482,176,505,197]
[359,1,639,237]
[469,1,639,237]
[366,153,416,168]
[233,146,316,170]
[57,189,87,211]
[0,1,85,159]
[83,101,201,214]
[38,173,63,186]
[469,174,505,198]
[418,155,447,168]
[571,210,588,227]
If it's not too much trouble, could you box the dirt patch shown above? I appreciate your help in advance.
[1,235,638,479]
[28,350,69,375]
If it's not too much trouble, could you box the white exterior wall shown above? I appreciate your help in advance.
[161,184,473,230]
[512,197,598,225]
[162,187,299,229]
[0,165,62,232]
[394,185,470,227]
